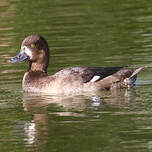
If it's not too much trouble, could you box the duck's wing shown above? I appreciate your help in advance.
[54,66,124,83]
[87,67,124,82]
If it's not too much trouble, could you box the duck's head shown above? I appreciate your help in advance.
[9,35,50,72]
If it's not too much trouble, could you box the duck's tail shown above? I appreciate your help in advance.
[124,67,144,86]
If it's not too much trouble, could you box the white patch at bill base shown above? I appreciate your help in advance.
[22,46,32,59]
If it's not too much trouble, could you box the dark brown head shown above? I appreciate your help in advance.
[8,35,50,72]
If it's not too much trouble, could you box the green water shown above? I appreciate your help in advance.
[0,0,152,151]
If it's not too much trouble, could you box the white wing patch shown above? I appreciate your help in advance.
[22,46,32,59]
[90,75,100,82]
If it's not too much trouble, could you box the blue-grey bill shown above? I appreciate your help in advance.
[8,50,28,63]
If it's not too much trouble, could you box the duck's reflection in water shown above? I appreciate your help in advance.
[22,88,137,146]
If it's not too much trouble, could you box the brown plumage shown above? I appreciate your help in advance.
[8,35,144,95]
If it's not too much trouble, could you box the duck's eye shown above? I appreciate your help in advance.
[31,44,35,48]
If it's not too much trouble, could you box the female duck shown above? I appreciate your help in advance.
[8,35,143,95]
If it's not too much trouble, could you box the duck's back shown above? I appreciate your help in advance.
[53,66,123,83]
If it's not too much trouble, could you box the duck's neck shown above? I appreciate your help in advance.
[28,62,48,73]
[28,48,50,73]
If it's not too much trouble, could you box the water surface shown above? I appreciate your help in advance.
[0,0,152,151]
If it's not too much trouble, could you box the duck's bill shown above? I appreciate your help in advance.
[8,50,28,63]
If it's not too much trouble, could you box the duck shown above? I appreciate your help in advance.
[8,34,144,95]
